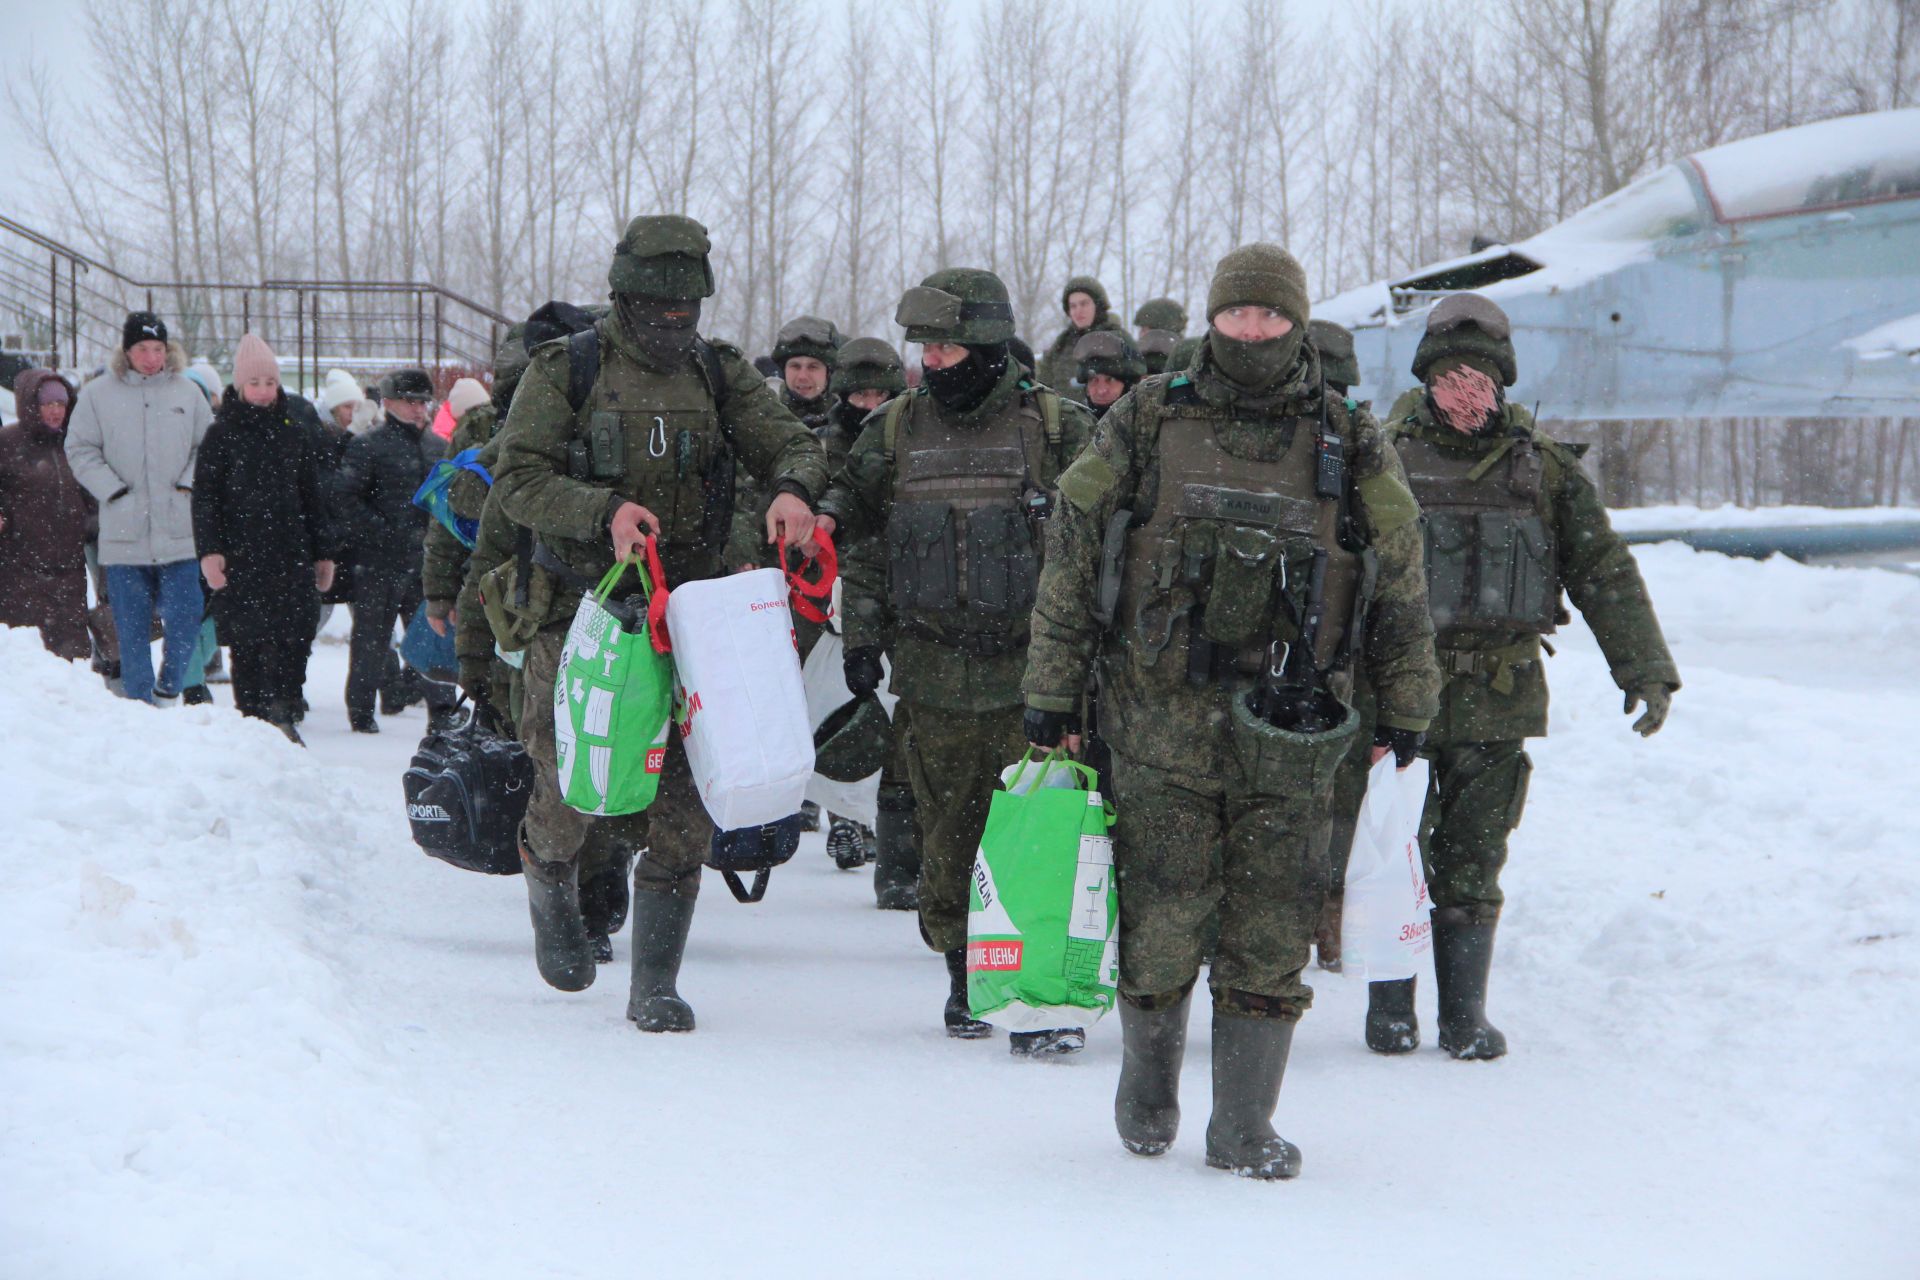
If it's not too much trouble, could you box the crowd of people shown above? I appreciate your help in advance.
[0,218,1680,1182]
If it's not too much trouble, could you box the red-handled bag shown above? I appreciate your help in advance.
[779,528,837,625]
[641,534,672,653]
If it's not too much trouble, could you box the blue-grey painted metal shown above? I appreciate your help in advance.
[1319,110,1920,422]
[1621,521,1920,561]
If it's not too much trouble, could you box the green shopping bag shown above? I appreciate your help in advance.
[554,545,675,816]
[966,749,1120,1029]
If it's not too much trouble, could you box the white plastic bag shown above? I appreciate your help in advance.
[800,580,897,826]
[1340,753,1434,981]
[665,568,815,830]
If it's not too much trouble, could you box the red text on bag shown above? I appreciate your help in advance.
[967,941,1024,972]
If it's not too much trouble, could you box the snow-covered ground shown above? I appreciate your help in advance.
[4,548,1918,1279]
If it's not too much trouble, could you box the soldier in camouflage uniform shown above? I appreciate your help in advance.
[1131,297,1188,343]
[822,339,925,908]
[1073,329,1147,419]
[1035,275,1127,402]
[1023,244,1440,1178]
[1137,329,1178,377]
[817,268,1095,1055]
[1363,292,1678,1061]
[1166,333,1204,378]
[489,215,827,1026]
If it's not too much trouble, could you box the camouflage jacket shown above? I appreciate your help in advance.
[1024,338,1440,766]
[490,316,827,629]
[726,384,851,570]
[820,360,1095,712]
[455,469,518,693]
[421,402,499,608]
[1386,399,1679,742]
[1034,314,1126,404]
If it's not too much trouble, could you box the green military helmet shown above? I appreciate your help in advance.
[1074,329,1146,385]
[1132,297,1187,334]
[771,315,842,369]
[1061,274,1111,323]
[1309,319,1360,390]
[1137,328,1177,374]
[813,693,893,783]
[831,336,907,396]
[607,214,715,300]
[895,268,1017,345]
[1411,292,1517,386]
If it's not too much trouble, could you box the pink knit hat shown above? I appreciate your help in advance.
[232,332,281,387]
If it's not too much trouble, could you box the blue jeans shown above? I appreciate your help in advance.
[105,560,205,703]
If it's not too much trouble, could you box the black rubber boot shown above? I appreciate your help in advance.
[1432,908,1507,1060]
[1115,989,1192,1156]
[873,790,920,911]
[349,710,379,734]
[579,854,635,965]
[798,800,821,833]
[826,817,866,871]
[626,890,696,1032]
[182,684,214,707]
[1365,977,1420,1054]
[1204,1010,1302,1180]
[943,949,992,1039]
[1009,1027,1085,1058]
[520,847,595,993]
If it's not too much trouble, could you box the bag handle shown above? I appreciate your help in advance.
[779,527,838,625]
[592,535,674,653]
[1002,746,1101,794]
[720,868,772,903]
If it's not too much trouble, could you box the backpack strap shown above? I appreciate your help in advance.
[881,394,911,467]
[564,330,600,414]
[693,338,732,412]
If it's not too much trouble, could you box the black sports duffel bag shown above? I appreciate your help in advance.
[706,814,803,903]
[402,715,533,875]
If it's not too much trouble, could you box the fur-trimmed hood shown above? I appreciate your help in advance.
[107,339,190,380]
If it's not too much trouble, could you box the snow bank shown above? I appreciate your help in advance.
[3,543,1917,1278]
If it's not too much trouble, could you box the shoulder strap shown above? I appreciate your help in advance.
[565,330,600,414]
[1037,387,1062,449]
[881,394,911,467]
[694,339,731,412]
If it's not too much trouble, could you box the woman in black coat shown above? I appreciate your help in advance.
[190,335,336,739]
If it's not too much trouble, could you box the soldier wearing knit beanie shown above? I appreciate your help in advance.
[1204,243,1313,392]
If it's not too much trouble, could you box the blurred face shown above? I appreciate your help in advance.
[919,342,970,370]
[241,374,279,407]
[1086,374,1126,408]
[1067,292,1096,330]
[128,339,167,376]
[846,388,889,412]
[331,403,358,429]
[38,395,69,429]
[1212,306,1294,342]
[385,397,428,426]
[784,356,829,401]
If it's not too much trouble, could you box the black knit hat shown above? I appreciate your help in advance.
[122,311,167,350]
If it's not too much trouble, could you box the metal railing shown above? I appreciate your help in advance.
[0,214,511,394]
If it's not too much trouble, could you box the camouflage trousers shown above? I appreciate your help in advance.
[1419,739,1532,922]
[1108,749,1332,1019]
[518,625,716,895]
[899,700,1027,954]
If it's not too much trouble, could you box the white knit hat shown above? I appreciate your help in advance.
[446,376,489,419]
[319,368,364,413]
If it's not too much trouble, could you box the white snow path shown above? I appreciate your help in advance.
[4,544,1917,1278]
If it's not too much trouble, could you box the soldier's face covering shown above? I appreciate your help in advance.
[1210,326,1303,392]
[1429,364,1502,434]
[615,293,702,362]
[923,341,1008,413]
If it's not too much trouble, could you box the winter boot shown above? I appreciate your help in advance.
[872,790,920,911]
[1204,1009,1302,1180]
[182,684,214,707]
[1432,907,1507,1060]
[1114,989,1192,1156]
[826,816,867,871]
[1009,1027,1085,1058]
[626,889,696,1032]
[1364,977,1419,1054]
[349,710,379,734]
[580,854,635,965]
[943,949,992,1039]
[798,800,821,833]
[520,847,595,993]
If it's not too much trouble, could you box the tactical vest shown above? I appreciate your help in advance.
[884,387,1057,648]
[560,333,733,582]
[1394,424,1559,634]
[1114,382,1363,681]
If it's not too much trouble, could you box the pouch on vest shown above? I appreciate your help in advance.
[1200,524,1282,649]
[587,411,626,479]
[1422,511,1476,631]
[966,505,1038,617]
[1481,510,1557,632]
[1226,689,1360,803]
[480,554,555,653]
[888,501,960,611]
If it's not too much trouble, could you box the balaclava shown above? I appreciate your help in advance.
[923,342,1009,415]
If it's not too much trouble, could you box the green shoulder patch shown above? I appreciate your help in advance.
[1356,469,1421,536]
[1057,449,1118,514]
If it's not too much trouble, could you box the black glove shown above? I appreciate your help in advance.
[1373,724,1425,769]
[1024,706,1081,749]
[843,645,885,698]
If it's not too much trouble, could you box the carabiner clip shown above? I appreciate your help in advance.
[1268,639,1290,679]
[648,416,668,459]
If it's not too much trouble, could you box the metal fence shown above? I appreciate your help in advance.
[0,214,510,394]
